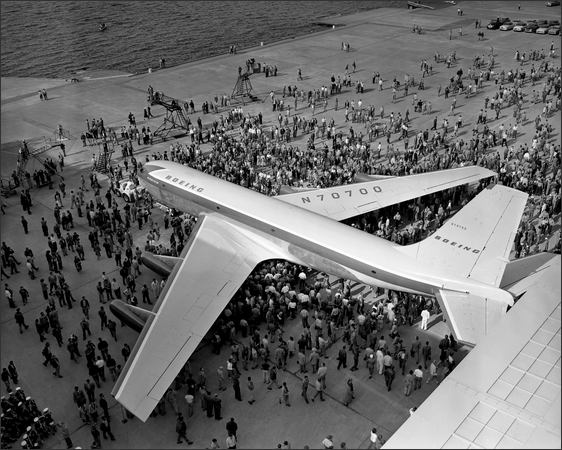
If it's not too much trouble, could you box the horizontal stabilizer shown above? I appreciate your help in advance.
[436,289,508,344]
[276,165,495,221]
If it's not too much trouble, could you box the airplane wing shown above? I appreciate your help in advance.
[275,166,495,221]
[111,213,299,421]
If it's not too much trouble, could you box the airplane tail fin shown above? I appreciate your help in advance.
[400,184,528,287]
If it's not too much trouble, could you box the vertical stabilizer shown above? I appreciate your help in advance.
[400,184,528,287]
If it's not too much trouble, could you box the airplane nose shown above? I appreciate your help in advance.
[142,161,168,175]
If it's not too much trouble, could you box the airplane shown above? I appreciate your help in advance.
[111,160,528,421]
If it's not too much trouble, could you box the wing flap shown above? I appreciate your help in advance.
[111,214,284,421]
[275,166,495,221]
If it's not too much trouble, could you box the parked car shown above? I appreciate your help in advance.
[548,25,561,34]
[117,180,145,202]
[536,25,550,33]
[513,22,527,31]
[545,1,560,7]
[487,17,510,29]
[500,21,515,30]
[525,22,540,32]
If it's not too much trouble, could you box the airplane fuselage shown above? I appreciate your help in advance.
[139,161,511,305]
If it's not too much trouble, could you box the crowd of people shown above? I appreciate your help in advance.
[1,18,561,449]
[0,384,59,449]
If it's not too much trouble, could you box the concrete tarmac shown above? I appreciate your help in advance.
[1,1,560,448]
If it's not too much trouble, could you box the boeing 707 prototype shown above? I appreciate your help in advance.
[111,161,528,421]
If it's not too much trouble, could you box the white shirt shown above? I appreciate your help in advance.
[429,362,437,376]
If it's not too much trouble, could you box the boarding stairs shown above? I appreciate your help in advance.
[94,151,112,173]
[149,92,191,140]
[16,136,62,178]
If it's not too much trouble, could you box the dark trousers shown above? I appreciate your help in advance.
[233,384,242,401]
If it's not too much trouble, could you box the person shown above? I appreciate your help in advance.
[267,364,279,390]
[14,308,29,333]
[5,284,16,308]
[185,392,194,417]
[426,360,439,384]
[209,438,220,449]
[1,367,11,391]
[59,422,73,448]
[404,370,414,396]
[21,216,29,234]
[99,393,110,420]
[80,296,90,319]
[226,432,237,449]
[232,376,242,401]
[311,376,325,401]
[301,375,310,404]
[337,345,347,370]
[247,376,255,404]
[213,393,222,420]
[176,413,193,445]
[368,427,379,449]
[84,378,96,403]
[99,416,115,441]
[322,435,334,449]
[413,365,423,390]
[74,255,82,272]
[279,381,290,406]
[343,378,354,407]
[384,363,395,391]
[7,360,18,384]
[226,418,238,439]
[91,423,101,448]
[420,308,430,330]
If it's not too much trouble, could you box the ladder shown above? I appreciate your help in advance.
[231,72,257,104]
